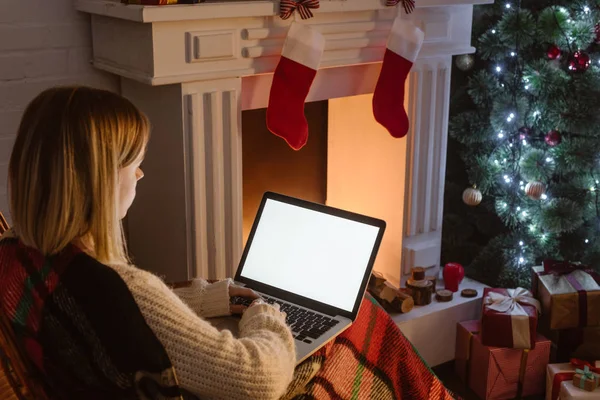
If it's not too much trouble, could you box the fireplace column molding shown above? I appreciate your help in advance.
[401,57,452,281]
[122,78,243,282]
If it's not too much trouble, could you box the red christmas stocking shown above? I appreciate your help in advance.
[372,17,424,138]
[267,22,325,150]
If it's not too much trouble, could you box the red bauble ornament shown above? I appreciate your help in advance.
[547,44,561,60]
[518,126,532,140]
[568,51,591,72]
[443,263,465,293]
[545,130,562,147]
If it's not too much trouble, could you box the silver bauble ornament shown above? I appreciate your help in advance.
[455,54,475,72]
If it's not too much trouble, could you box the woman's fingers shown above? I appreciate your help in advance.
[230,304,248,315]
[229,285,260,300]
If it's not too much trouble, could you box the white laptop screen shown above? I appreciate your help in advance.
[239,198,381,312]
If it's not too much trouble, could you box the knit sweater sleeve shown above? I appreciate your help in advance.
[173,278,232,318]
[109,264,296,400]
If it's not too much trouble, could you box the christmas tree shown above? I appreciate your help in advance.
[443,0,600,287]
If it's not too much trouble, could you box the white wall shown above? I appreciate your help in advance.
[327,94,407,287]
[0,0,118,221]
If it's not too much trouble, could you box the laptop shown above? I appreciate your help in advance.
[233,192,386,364]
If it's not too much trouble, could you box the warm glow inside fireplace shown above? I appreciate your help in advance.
[242,93,407,285]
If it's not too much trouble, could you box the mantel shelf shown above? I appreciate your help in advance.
[76,0,494,23]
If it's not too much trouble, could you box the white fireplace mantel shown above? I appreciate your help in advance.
[76,0,490,283]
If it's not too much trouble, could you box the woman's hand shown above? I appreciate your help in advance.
[229,284,260,314]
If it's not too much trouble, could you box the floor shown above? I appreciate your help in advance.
[433,362,544,400]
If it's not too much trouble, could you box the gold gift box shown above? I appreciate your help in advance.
[532,266,600,330]
[573,372,600,392]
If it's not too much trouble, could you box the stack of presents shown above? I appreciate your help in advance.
[455,260,600,399]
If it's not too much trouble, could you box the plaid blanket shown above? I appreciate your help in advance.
[282,295,460,400]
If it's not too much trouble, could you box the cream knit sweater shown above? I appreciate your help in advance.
[108,263,296,400]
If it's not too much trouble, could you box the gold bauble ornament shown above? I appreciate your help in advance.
[455,54,475,72]
[525,181,546,200]
[462,187,482,206]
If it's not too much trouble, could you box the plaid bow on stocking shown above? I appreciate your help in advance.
[280,0,320,20]
[386,0,416,14]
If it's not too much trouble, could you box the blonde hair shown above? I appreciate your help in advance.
[8,86,149,265]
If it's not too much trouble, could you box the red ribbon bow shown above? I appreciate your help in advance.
[571,358,600,374]
[386,0,416,14]
[280,0,320,20]
[543,259,594,277]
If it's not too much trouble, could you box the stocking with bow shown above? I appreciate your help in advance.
[280,0,320,20]
[266,22,325,150]
[372,16,424,139]
[386,0,416,14]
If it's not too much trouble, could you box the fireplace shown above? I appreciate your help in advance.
[76,0,485,286]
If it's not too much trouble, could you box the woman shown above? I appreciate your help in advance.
[0,86,296,400]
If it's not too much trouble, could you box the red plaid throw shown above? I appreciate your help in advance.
[283,295,460,399]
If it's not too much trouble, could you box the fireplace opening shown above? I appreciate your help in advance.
[241,94,407,285]
[242,101,329,243]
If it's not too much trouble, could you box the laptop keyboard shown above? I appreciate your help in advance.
[232,295,340,344]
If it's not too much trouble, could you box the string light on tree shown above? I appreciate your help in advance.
[518,127,531,140]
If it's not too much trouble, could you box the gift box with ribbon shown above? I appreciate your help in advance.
[481,287,541,349]
[546,360,600,400]
[573,364,600,391]
[532,261,600,330]
[456,320,550,399]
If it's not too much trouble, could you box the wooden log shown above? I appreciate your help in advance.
[406,279,433,306]
[368,271,386,292]
[371,282,414,314]
[425,275,437,289]
[411,267,426,281]
[388,290,414,313]
[435,289,453,302]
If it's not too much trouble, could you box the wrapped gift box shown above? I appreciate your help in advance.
[546,361,600,400]
[455,320,480,383]
[481,287,540,349]
[456,320,550,399]
[532,261,600,330]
